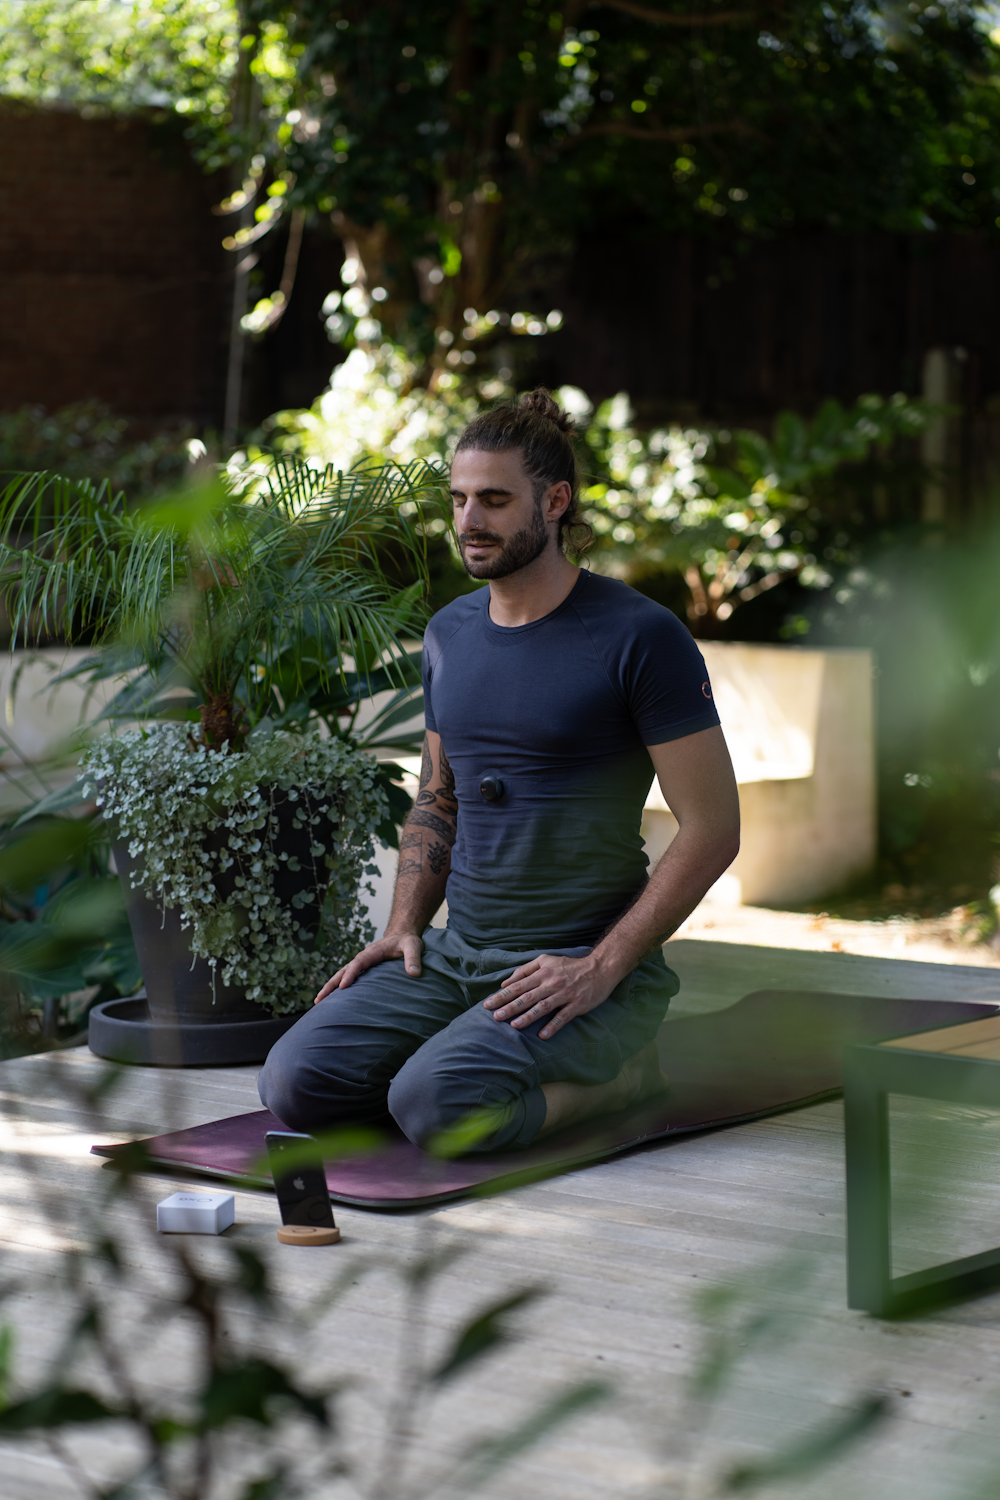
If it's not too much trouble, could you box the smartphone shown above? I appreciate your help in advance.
[265,1130,336,1229]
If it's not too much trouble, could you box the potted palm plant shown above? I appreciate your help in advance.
[0,456,433,1065]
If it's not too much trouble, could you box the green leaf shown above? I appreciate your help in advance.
[0,941,93,1001]
[0,1386,124,1433]
[199,1359,329,1431]
[13,779,91,826]
[772,410,808,470]
[367,733,425,759]
[453,1380,611,1492]
[228,1245,273,1306]
[133,475,232,536]
[440,234,462,277]
[432,1289,540,1383]
[402,1241,470,1291]
[102,1138,151,1179]
[426,1104,508,1158]
[356,688,424,745]
[0,1324,14,1409]
[82,917,142,998]
[734,430,773,480]
[691,1257,817,1400]
[724,1394,890,1491]
[0,820,96,896]
[0,877,135,1001]
[149,1416,193,1445]
[704,466,752,502]
[371,763,414,848]
[236,1472,289,1500]
[250,1125,384,1182]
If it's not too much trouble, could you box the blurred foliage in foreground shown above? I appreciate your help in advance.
[0,1069,609,1498]
[0,1049,895,1499]
[0,796,141,1058]
[808,524,1000,912]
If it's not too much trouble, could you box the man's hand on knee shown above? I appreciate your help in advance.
[483,953,616,1040]
[315,932,424,1002]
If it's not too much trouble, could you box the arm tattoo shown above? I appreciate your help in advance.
[412,737,458,845]
[438,744,456,806]
[396,827,450,879]
[397,829,424,877]
[426,840,449,875]
[416,784,458,807]
[407,807,457,846]
[415,739,458,814]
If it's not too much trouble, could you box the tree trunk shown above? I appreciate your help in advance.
[324,0,545,369]
[200,693,244,752]
[222,3,261,448]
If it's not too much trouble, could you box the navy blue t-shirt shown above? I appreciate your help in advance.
[422,570,720,948]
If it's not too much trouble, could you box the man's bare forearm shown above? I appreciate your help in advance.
[588,823,739,989]
[386,821,451,934]
[588,727,741,992]
[385,730,457,937]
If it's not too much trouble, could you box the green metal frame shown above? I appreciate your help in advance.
[845,1041,1000,1317]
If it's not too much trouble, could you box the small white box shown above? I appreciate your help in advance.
[156,1191,235,1235]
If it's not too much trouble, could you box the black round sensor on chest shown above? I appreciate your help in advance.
[479,774,504,803]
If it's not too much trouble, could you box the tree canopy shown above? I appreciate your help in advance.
[269,0,1000,345]
[3,0,1000,351]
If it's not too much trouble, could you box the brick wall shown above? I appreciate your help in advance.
[0,104,228,426]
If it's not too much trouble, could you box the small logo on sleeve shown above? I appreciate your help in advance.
[702,681,713,699]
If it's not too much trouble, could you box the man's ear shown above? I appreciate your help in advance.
[544,481,573,523]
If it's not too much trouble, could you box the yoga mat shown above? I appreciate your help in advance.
[92,989,998,1208]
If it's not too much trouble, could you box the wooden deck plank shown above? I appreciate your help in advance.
[883,1015,1000,1054]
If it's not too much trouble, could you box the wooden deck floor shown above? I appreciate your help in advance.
[4,941,1000,1500]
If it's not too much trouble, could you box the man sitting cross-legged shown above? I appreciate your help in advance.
[258,389,740,1153]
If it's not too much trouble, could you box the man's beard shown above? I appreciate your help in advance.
[458,502,549,579]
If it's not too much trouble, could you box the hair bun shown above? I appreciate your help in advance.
[518,387,574,433]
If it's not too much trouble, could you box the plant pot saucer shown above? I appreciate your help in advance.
[87,995,298,1068]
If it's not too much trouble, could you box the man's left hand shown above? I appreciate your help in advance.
[483,954,617,1040]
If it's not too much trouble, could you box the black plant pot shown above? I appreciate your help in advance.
[88,790,332,1067]
[87,994,296,1067]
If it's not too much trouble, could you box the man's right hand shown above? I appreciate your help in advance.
[314,932,424,1003]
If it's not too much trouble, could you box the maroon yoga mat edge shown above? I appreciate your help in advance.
[89,989,999,1210]
[90,1084,847,1209]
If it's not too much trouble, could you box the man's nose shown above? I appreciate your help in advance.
[458,499,485,531]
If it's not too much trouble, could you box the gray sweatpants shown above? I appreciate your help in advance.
[257,926,678,1153]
